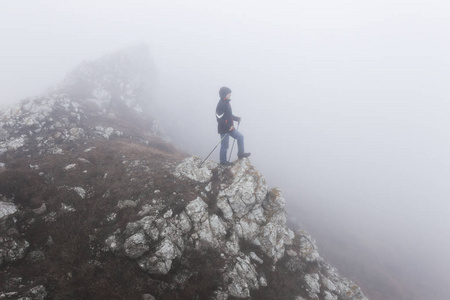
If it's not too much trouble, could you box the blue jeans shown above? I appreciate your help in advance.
[220,129,244,163]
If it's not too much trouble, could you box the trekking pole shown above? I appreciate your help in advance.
[200,133,228,167]
[228,121,240,162]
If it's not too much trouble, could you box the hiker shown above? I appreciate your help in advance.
[216,86,251,166]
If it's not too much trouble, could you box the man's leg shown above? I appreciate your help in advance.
[230,129,244,157]
[219,133,229,164]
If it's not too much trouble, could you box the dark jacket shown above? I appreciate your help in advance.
[216,98,238,134]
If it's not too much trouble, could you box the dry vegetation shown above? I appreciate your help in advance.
[0,134,230,299]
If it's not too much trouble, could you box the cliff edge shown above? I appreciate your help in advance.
[0,46,367,300]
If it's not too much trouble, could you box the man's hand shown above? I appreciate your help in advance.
[229,126,234,131]
[235,116,241,123]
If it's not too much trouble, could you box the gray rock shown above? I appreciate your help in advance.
[100,155,368,299]
[0,238,30,266]
[0,201,17,219]
[225,255,259,298]
[27,285,47,300]
[304,273,320,299]
[298,231,320,262]
[117,199,138,209]
[27,250,45,263]
[32,203,47,215]
[163,209,173,218]
[174,156,216,183]
[138,255,171,275]
[213,290,229,300]
[45,236,54,247]
[185,197,208,223]
[60,203,75,212]
[324,291,338,300]
[218,163,267,218]
[124,232,149,259]
[250,252,263,264]
[73,187,86,199]
[155,238,180,261]
[321,275,337,292]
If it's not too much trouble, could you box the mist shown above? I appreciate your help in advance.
[1,1,450,298]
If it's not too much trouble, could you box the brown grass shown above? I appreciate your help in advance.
[0,133,201,299]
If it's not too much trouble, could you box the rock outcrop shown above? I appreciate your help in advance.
[0,46,368,299]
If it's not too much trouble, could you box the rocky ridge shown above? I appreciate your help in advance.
[0,46,367,299]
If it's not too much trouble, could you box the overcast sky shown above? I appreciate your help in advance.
[1,1,450,298]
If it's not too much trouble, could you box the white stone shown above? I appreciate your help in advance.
[250,252,263,264]
[298,233,320,262]
[175,212,191,233]
[124,232,149,259]
[1,239,30,264]
[226,256,259,298]
[258,223,283,259]
[163,209,173,219]
[321,276,337,292]
[285,228,295,245]
[105,127,114,138]
[142,294,156,300]
[225,232,240,256]
[324,291,338,300]
[117,200,137,209]
[64,164,77,170]
[7,136,26,150]
[217,198,234,221]
[304,273,320,299]
[259,276,267,287]
[213,290,228,300]
[0,201,17,219]
[73,187,86,199]
[29,285,47,299]
[106,213,117,222]
[236,218,260,241]
[155,238,179,261]
[185,197,208,223]
[196,221,215,248]
[174,156,216,183]
[61,203,75,212]
[138,255,168,274]
[51,147,63,154]
[218,161,268,218]
[209,214,227,237]
[32,203,47,215]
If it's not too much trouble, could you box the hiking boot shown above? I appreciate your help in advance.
[238,153,251,159]
[220,161,233,166]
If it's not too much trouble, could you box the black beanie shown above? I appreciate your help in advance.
[219,86,232,99]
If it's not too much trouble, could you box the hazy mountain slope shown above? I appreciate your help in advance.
[286,200,447,300]
[0,46,367,300]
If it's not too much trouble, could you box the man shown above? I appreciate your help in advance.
[216,86,251,166]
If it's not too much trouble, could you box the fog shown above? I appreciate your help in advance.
[1,1,450,298]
